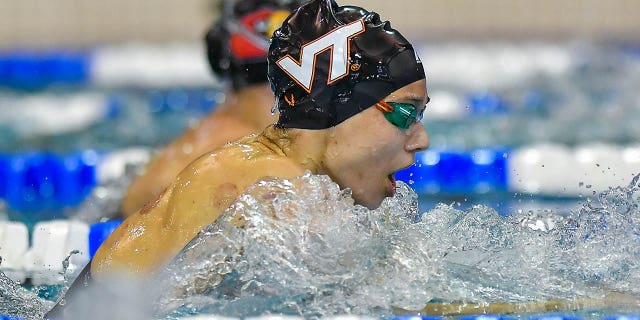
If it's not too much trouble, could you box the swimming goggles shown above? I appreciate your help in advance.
[375,101,424,130]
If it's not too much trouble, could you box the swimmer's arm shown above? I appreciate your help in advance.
[94,155,239,277]
[120,115,254,216]
[93,154,304,277]
[148,155,305,264]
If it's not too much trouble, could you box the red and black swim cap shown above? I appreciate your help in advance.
[205,0,302,90]
[268,0,425,129]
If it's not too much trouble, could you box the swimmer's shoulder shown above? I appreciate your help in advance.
[163,132,303,228]
[230,129,304,178]
[177,131,303,188]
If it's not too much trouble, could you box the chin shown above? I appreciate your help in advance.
[355,195,384,210]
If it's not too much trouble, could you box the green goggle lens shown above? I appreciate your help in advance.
[382,102,422,130]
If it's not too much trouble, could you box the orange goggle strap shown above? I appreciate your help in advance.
[375,101,420,130]
[376,101,395,113]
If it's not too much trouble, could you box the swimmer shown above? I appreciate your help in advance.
[93,0,430,276]
[45,1,640,317]
[119,0,301,216]
[45,0,428,316]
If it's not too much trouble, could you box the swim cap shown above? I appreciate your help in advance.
[268,0,425,129]
[205,0,302,89]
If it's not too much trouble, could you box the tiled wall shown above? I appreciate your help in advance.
[0,0,639,47]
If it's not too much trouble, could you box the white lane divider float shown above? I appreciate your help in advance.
[0,93,111,137]
[0,221,29,282]
[91,43,216,88]
[0,219,118,285]
[21,220,89,285]
[508,143,640,196]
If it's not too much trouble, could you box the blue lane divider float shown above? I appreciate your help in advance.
[395,148,509,195]
[1,44,215,90]
[2,143,640,213]
[0,151,99,213]
[145,88,221,115]
[0,50,90,90]
[0,148,150,214]
[0,45,551,119]
[1,47,559,123]
[466,92,510,115]
[0,153,9,199]
[89,219,123,257]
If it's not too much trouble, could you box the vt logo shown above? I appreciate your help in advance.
[276,19,365,93]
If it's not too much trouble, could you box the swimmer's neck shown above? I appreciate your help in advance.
[220,84,277,130]
[259,125,330,175]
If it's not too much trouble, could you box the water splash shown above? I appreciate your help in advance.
[155,173,640,319]
[0,271,53,320]
[3,173,640,319]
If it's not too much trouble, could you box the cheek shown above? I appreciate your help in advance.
[329,112,403,175]
[370,132,405,163]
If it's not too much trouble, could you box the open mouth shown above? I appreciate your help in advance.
[387,173,397,196]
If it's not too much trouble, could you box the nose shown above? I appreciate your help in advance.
[405,122,429,152]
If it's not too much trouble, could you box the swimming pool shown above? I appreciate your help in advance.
[1,41,640,319]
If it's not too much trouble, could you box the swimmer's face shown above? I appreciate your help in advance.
[324,79,430,209]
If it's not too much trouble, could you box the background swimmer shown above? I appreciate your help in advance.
[92,0,429,276]
[120,0,301,216]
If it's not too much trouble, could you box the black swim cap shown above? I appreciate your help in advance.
[268,0,425,129]
[205,0,302,90]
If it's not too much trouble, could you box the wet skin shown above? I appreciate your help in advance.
[120,84,278,216]
[92,79,430,277]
